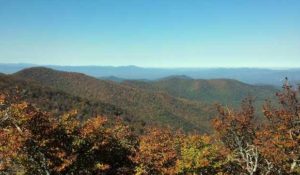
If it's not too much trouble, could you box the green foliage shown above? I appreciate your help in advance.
[123,76,277,107]
[176,135,224,174]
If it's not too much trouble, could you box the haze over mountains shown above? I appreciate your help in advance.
[1,63,300,86]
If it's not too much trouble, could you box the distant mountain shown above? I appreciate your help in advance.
[159,75,193,80]
[99,76,150,83]
[13,67,214,132]
[1,63,300,86]
[122,76,278,107]
[99,76,126,82]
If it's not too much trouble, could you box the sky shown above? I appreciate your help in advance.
[0,0,299,68]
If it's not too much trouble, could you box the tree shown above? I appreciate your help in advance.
[133,127,180,175]
[0,94,138,175]
[212,98,260,175]
[175,134,225,175]
[0,98,33,174]
[65,116,138,175]
[255,79,300,174]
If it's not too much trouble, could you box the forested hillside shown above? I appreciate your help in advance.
[122,76,277,106]
[1,78,299,174]
[0,74,135,121]
[11,67,282,132]
[13,67,213,132]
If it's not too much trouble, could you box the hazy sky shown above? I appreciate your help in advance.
[0,0,299,67]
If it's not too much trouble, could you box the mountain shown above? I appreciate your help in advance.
[0,74,134,122]
[99,76,127,82]
[11,67,282,132]
[1,63,300,86]
[13,67,214,132]
[122,76,278,107]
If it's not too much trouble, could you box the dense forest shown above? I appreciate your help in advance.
[1,68,300,174]
[11,67,278,133]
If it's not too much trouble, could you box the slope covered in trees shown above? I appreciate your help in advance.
[122,76,277,107]
[0,74,136,122]
[13,67,281,132]
[1,80,299,174]
[13,67,213,132]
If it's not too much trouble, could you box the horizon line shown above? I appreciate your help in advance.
[1,62,300,70]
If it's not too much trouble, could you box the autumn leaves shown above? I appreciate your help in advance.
[1,80,300,174]
[212,81,300,174]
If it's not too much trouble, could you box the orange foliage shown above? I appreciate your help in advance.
[1,79,300,174]
[133,127,180,175]
[255,79,300,173]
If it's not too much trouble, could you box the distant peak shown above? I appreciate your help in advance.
[161,75,193,80]
[15,66,57,73]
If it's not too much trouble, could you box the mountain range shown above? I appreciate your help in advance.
[1,63,300,86]
[13,67,213,132]
[0,66,281,133]
[121,76,277,107]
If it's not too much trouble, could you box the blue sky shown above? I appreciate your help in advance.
[0,0,299,67]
